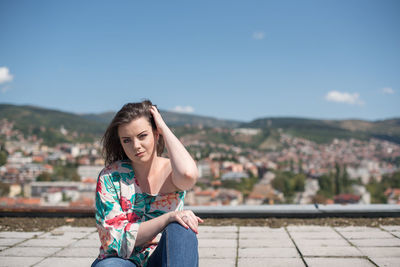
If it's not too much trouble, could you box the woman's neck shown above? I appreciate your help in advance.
[131,154,159,182]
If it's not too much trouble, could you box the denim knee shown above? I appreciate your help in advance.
[146,222,199,267]
[91,257,137,267]
[164,222,198,244]
[165,222,196,235]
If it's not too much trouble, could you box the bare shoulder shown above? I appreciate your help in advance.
[158,157,172,171]
[158,157,181,192]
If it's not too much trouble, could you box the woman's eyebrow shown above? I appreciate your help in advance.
[137,130,147,136]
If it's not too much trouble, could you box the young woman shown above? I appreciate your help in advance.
[91,100,203,267]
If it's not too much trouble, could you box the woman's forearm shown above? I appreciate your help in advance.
[162,126,198,190]
[135,212,171,247]
[135,209,202,248]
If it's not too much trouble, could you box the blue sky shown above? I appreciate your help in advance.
[0,0,399,122]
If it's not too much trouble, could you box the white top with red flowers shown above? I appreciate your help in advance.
[94,160,185,267]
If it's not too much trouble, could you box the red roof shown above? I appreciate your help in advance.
[384,188,400,196]
[334,194,360,203]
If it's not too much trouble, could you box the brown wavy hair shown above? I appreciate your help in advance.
[101,100,165,166]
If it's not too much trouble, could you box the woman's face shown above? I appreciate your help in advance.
[118,116,158,165]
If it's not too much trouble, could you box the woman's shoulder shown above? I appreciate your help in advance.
[158,156,171,166]
[156,157,186,193]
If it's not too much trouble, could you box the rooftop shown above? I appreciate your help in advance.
[1,218,400,267]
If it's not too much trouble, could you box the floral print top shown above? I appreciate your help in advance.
[95,160,185,267]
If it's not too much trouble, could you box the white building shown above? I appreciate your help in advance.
[77,165,104,181]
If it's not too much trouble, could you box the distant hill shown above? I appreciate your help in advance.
[82,110,242,128]
[0,104,107,145]
[80,111,115,124]
[0,104,241,145]
[241,117,400,144]
[0,104,399,146]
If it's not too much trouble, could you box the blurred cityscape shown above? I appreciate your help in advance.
[0,116,399,208]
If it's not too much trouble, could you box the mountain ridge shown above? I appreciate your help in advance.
[0,103,399,145]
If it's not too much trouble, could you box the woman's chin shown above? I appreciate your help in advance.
[130,154,150,164]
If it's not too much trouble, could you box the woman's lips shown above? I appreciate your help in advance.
[135,152,145,157]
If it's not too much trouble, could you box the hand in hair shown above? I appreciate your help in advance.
[149,105,168,135]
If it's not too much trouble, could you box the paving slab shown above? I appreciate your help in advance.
[197,232,237,239]
[0,238,25,246]
[199,258,236,267]
[370,257,400,267]
[198,226,238,232]
[286,225,335,232]
[294,238,350,248]
[338,230,394,239]
[70,238,101,248]
[199,247,236,259]
[238,247,299,258]
[39,231,90,239]
[350,238,400,247]
[34,257,95,267]
[380,226,400,232]
[86,232,100,240]
[198,238,236,248]
[239,226,286,233]
[391,232,400,238]
[238,231,290,239]
[238,258,305,267]
[299,246,363,257]
[53,226,96,233]
[19,238,76,247]
[0,256,44,267]
[54,247,99,257]
[289,231,342,240]
[359,247,400,257]
[239,238,294,248]
[304,257,375,267]
[334,226,382,232]
[0,231,44,239]
[0,246,62,257]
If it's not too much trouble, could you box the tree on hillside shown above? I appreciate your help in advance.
[317,172,335,199]
[342,164,351,193]
[36,163,81,182]
[0,182,10,197]
[334,162,342,195]
[272,171,306,203]
[36,172,52,182]
[0,144,8,166]
[366,171,400,203]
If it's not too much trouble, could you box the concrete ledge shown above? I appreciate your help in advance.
[187,204,400,218]
[316,204,400,217]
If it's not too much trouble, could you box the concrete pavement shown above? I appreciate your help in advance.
[0,225,399,266]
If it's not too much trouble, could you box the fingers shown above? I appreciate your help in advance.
[175,215,190,230]
[183,211,203,234]
[149,105,167,132]
[196,216,204,223]
[185,215,199,234]
[171,210,203,234]
[149,105,159,114]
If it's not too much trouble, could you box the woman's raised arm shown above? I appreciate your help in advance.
[149,106,198,191]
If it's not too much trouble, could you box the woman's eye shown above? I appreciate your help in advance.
[139,134,147,139]
[122,139,131,143]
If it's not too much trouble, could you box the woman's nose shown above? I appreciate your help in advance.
[133,140,141,150]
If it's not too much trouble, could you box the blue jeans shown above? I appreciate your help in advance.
[91,222,199,267]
